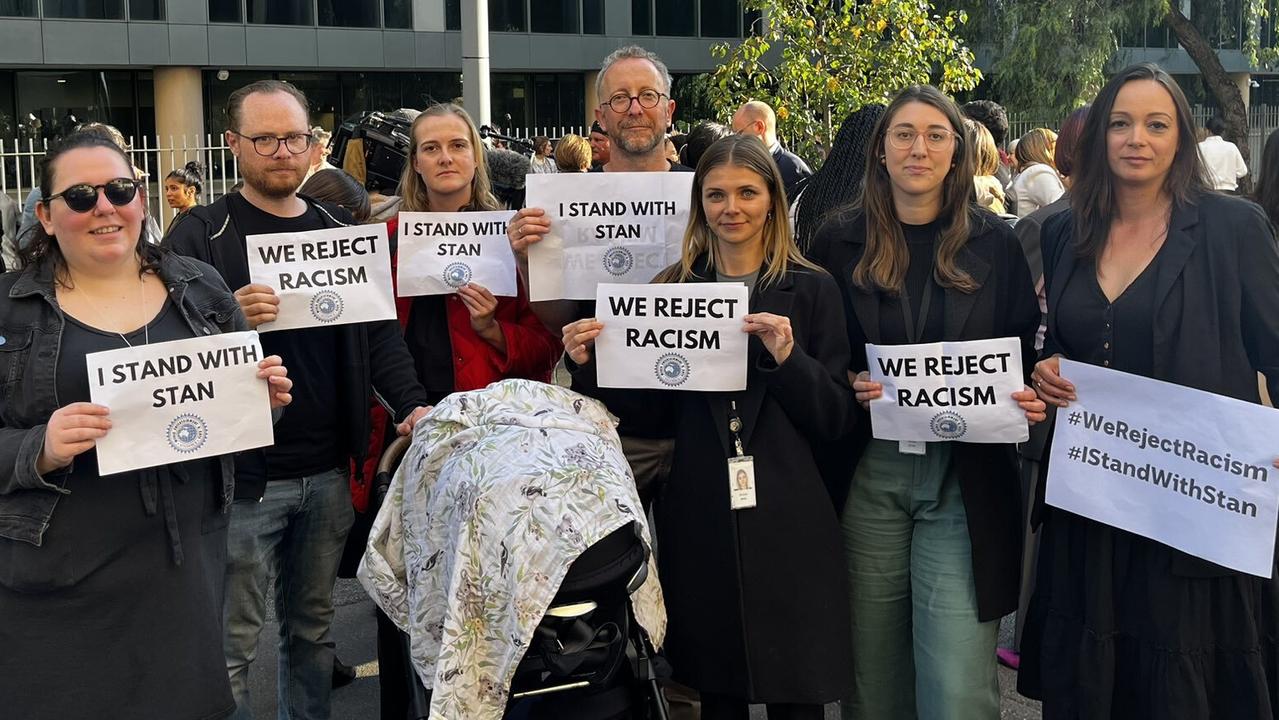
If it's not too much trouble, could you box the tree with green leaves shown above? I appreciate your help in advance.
[708,0,983,167]
[988,0,1270,171]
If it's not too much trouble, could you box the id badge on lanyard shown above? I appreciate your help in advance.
[727,400,757,510]
[897,279,933,457]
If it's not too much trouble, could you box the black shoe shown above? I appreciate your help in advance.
[332,657,358,689]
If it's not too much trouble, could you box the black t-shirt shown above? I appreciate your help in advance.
[878,220,945,344]
[227,193,344,478]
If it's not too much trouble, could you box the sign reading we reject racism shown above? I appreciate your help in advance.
[594,283,749,392]
[247,223,396,332]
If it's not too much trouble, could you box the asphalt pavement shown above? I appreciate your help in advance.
[243,580,1042,720]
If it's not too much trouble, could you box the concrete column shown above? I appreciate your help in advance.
[584,70,599,131]
[1231,72,1252,111]
[462,0,492,129]
[153,67,206,227]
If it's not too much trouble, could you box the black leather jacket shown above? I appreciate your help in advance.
[0,246,244,547]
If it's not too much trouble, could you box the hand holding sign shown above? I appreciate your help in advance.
[1031,355,1076,407]
[562,318,604,365]
[37,402,112,475]
[257,355,293,409]
[508,207,551,259]
[742,312,794,366]
[234,283,280,329]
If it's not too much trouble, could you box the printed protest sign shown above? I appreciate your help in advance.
[247,223,396,332]
[867,337,1027,443]
[397,210,518,298]
[525,172,695,301]
[595,283,749,392]
[87,331,274,476]
[1047,359,1279,577]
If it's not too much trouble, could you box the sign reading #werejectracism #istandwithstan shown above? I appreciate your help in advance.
[525,172,695,301]
[1047,359,1279,577]
[867,337,1028,443]
[86,331,275,475]
[594,283,749,392]
[396,210,518,298]
[247,223,396,332]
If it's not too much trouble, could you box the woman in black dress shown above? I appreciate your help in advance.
[0,132,293,719]
[1021,63,1279,718]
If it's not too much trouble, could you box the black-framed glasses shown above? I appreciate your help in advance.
[46,178,142,213]
[231,131,313,156]
[602,90,668,114]
[886,127,959,151]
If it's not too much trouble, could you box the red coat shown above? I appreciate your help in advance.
[351,215,561,510]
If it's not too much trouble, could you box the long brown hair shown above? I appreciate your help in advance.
[1071,63,1210,260]
[656,134,820,286]
[398,103,500,212]
[854,85,979,294]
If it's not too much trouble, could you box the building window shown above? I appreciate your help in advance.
[701,0,737,37]
[491,0,526,32]
[384,0,411,28]
[43,0,126,19]
[583,0,603,34]
[632,0,652,35]
[130,0,163,20]
[531,0,578,33]
[654,0,694,36]
[246,0,312,25]
[0,0,37,16]
[15,70,149,142]
[209,0,240,22]
[446,0,461,30]
[318,0,378,27]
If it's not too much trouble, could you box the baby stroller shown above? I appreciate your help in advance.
[361,382,670,720]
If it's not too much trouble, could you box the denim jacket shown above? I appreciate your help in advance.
[0,246,246,547]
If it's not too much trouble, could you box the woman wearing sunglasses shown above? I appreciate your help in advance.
[0,132,293,720]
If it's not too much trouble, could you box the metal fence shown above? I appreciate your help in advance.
[0,125,591,236]
[1007,104,1279,175]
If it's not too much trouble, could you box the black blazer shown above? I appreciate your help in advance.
[1039,192,1279,576]
[809,208,1040,621]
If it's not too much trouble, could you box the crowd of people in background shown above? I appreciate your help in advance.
[5,39,1279,720]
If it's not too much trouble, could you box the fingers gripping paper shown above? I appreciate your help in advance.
[396,210,519,297]
[595,283,749,392]
[525,172,695,301]
[87,331,275,475]
[247,223,397,332]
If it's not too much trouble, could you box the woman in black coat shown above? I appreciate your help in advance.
[564,135,856,718]
[807,85,1044,720]
[1020,63,1279,719]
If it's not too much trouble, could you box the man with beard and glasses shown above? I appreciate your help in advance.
[164,79,432,720]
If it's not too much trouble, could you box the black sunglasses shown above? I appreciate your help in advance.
[46,178,142,213]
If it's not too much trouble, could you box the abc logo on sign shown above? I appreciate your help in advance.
[167,413,209,454]
[930,411,968,440]
[310,290,344,323]
[602,247,635,276]
[443,262,473,288]
[654,352,691,387]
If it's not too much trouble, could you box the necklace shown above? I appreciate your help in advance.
[65,272,151,348]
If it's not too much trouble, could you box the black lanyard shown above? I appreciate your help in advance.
[899,280,934,344]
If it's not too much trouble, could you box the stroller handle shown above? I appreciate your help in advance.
[373,435,413,510]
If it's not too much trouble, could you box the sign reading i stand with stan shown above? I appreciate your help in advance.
[396,210,518,297]
[595,283,749,392]
[525,172,695,301]
[86,331,275,475]
[246,223,397,332]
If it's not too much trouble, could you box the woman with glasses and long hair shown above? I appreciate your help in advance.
[807,85,1045,720]
[0,132,293,719]
[1020,63,1279,719]
[563,134,855,719]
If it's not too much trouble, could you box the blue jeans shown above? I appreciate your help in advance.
[223,468,353,720]
[840,440,1000,720]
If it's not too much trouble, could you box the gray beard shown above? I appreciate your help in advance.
[613,130,663,157]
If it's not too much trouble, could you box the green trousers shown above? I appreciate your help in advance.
[840,440,1000,720]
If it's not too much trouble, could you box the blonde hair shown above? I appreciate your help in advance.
[398,103,500,212]
[965,119,1000,176]
[555,134,591,171]
[1015,127,1057,170]
[655,135,821,287]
